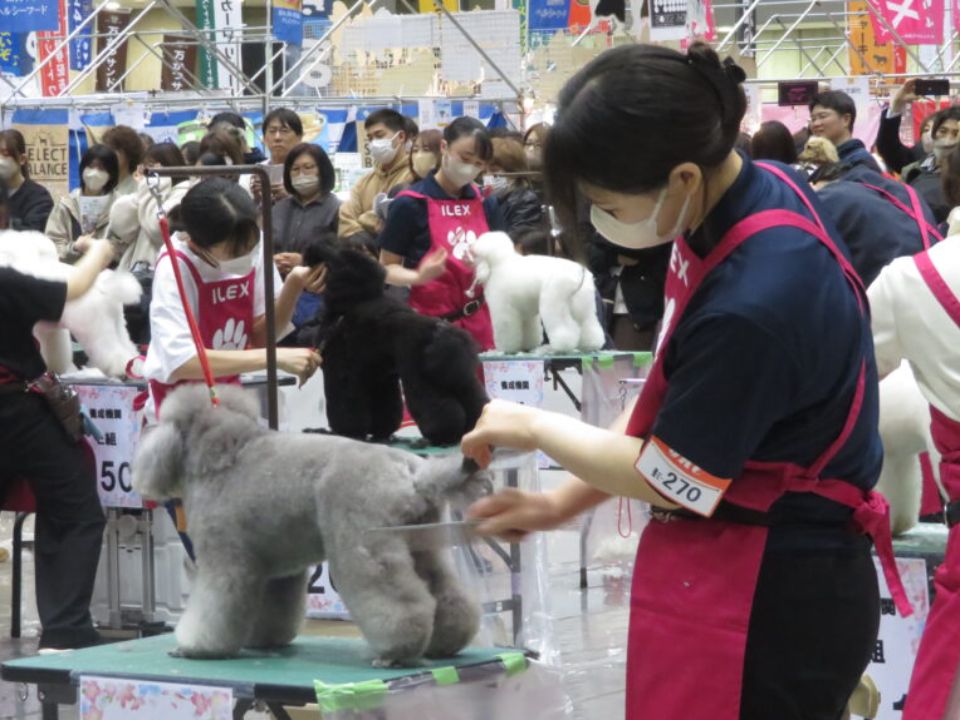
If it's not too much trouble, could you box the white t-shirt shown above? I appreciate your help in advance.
[869,235,960,421]
[143,236,284,384]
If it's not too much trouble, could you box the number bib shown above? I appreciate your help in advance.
[635,436,732,517]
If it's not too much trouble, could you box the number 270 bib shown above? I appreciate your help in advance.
[635,436,732,517]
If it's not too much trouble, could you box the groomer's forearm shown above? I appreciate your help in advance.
[66,244,113,300]
[252,276,303,346]
[384,264,420,287]
[170,350,266,381]
[531,410,672,505]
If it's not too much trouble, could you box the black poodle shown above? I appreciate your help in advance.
[302,244,489,447]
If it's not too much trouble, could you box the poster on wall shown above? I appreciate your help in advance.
[95,8,131,93]
[13,109,70,200]
[160,35,197,92]
[867,0,944,45]
[1,0,60,33]
[37,0,69,97]
[649,0,687,40]
[0,33,33,77]
[273,0,304,45]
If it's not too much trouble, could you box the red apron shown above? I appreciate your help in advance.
[148,249,254,411]
[902,251,960,720]
[398,189,494,350]
[624,163,913,720]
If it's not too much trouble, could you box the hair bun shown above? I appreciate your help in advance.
[722,57,747,85]
[686,41,722,70]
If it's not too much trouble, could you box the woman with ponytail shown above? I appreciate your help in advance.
[462,43,891,719]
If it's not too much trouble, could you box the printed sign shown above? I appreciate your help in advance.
[848,0,908,76]
[1,0,60,33]
[0,33,33,77]
[161,35,197,92]
[635,436,732,516]
[96,9,131,92]
[830,76,871,128]
[76,385,144,509]
[79,676,233,720]
[13,109,70,201]
[649,0,687,40]
[305,562,350,619]
[68,0,93,71]
[37,0,69,97]
[482,360,545,407]
[528,0,568,32]
[273,0,304,45]
[867,0,943,45]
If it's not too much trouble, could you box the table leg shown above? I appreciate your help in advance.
[506,468,522,645]
[139,510,156,624]
[105,509,122,629]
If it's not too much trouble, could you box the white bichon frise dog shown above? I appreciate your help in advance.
[469,232,605,354]
[877,362,939,536]
[0,230,141,377]
[132,384,492,665]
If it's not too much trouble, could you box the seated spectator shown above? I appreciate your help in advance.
[0,129,53,232]
[486,136,546,244]
[410,129,442,181]
[46,144,120,263]
[877,79,936,175]
[102,125,145,196]
[750,121,798,164]
[809,90,883,173]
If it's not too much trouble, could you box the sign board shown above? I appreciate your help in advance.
[778,80,818,107]
[79,676,232,719]
[305,562,350,619]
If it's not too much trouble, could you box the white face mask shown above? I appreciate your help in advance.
[934,138,957,163]
[291,175,320,195]
[590,188,691,250]
[369,132,400,166]
[443,154,481,188]
[412,151,438,178]
[525,146,541,168]
[0,157,19,181]
[83,168,109,193]
[484,175,510,193]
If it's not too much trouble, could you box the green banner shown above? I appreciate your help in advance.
[194,0,218,89]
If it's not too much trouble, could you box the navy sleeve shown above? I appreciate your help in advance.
[875,109,914,175]
[0,268,67,324]
[483,196,508,232]
[378,195,425,259]
[651,311,802,479]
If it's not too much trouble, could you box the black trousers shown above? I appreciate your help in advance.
[740,537,881,720]
[0,392,105,648]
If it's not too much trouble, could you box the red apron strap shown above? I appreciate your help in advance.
[915,251,960,326]
[156,249,205,289]
[807,362,867,478]
[861,182,941,250]
[396,189,428,201]
[755,161,829,235]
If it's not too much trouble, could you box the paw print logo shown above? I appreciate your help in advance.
[448,228,478,261]
[212,318,248,350]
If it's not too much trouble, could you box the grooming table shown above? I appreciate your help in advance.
[2,633,532,720]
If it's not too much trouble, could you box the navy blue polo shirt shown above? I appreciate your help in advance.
[378,172,507,267]
[837,138,884,175]
[650,156,883,551]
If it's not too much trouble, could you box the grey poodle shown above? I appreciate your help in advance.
[132,384,491,665]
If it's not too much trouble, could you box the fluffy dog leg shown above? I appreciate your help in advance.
[175,568,264,658]
[330,543,436,665]
[521,313,543,352]
[246,572,308,649]
[539,288,581,352]
[413,550,480,658]
[572,288,606,351]
[489,302,527,353]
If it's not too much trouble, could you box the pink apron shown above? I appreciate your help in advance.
[902,251,960,720]
[624,163,913,720]
[148,249,254,410]
[398,189,494,350]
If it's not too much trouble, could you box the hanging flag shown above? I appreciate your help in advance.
[687,0,715,40]
[95,8,131,92]
[0,33,33,77]
[867,0,943,45]
[528,0,569,31]
[193,0,242,91]
[848,0,908,75]
[273,0,304,45]
[161,34,197,92]
[954,0,960,33]
[68,0,93,71]
[37,0,69,97]
[195,0,217,88]
[1,0,60,33]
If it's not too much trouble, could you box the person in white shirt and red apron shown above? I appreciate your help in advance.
[870,224,960,720]
[142,178,322,554]
[378,117,509,351]
[461,43,911,720]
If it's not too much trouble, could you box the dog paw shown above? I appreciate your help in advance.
[372,657,426,669]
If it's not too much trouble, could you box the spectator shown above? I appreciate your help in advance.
[876,79,936,175]
[410,129,442,181]
[941,147,960,236]
[195,128,245,182]
[339,109,415,243]
[809,90,882,173]
[180,140,201,166]
[102,125,145,195]
[209,111,266,165]
[139,132,155,152]
[46,144,119,263]
[735,131,753,157]
[258,108,304,204]
[0,129,53,232]
[523,123,549,171]
[905,107,960,223]
[750,121,798,164]
[486,136,546,244]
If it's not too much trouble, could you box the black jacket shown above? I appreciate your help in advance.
[907,167,951,224]
[494,185,545,241]
[587,237,670,330]
[875,108,927,175]
[7,179,54,233]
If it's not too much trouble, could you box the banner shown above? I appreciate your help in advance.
[160,34,197,92]
[0,33,33,77]
[273,0,304,45]
[95,9,130,92]
[649,0,687,40]
[37,0,69,97]
[849,0,908,75]
[687,0,715,39]
[13,109,70,201]
[955,0,960,33]
[1,0,60,33]
[867,0,944,45]
[195,0,217,88]
[68,0,93,71]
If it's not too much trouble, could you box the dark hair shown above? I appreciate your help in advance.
[942,146,960,207]
[79,143,120,193]
[523,123,549,147]
[139,132,155,151]
[443,116,494,162]
[0,129,29,179]
[144,142,188,185]
[209,111,246,131]
[180,140,201,165]
[750,121,798,164]
[491,137,527,173]
[283,143,336,197]
[413,128,442,154]
[364,109,408,136]
[933,107,960,137]
[198,128,244,166]
[102,125,145,174]
[404,115,419,141]
[263,108,304,138]
[735,132,752,157]
[489,128,524,142]
[0,177,8,230]
[809,90,857,132]
[544,43,746,234]
[179,177,259,256]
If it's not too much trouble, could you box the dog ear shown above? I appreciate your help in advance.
[302,237,340,269]
[132,423,185,501]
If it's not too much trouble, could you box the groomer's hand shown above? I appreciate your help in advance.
[277,347,322,386]
[468,489,563,542]
[288,264,327,294]
[461,399,539,469]
[275,252,303,274]
[892,79,919,114]
[415,248,448,285]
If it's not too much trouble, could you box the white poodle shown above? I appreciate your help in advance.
[877,362,939,536]
[469,232,605,354]
[0,229,141,377]
[132,384,491,665]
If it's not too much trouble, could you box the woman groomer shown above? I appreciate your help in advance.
[378,117,507,350]
[462,44,904,720]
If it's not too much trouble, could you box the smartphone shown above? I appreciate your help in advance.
[915,79,951,97]
[778,80,819,107]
